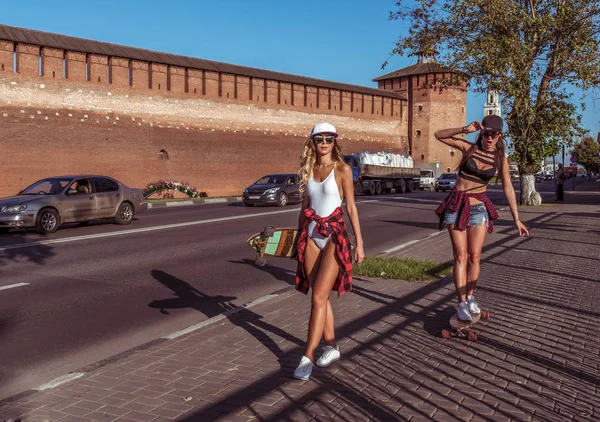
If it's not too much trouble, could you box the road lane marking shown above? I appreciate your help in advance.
[35,372,85,391]
[0,208,301,252]
[0,282,30,291]
[382,207,508,255]
[383,231,444,254]
[164,294,279,339]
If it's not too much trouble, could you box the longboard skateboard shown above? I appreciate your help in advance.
[442,311,490,341]
[247,226,298,266]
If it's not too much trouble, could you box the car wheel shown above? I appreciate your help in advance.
[435,188,439,192]
[277,192,288,207]
[115,202,134,225]
[35,208,59,235]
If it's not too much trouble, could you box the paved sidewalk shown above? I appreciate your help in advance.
[1,182,599,421]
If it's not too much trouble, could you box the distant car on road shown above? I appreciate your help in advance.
[419,169,436,191]
[0,175,148,234]
[435,173,458,192]
[243,174,302,207]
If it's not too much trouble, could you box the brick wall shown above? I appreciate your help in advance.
[16,44,39,77]
[42,48,63,80]
[0,41,13,73]
[66,51,86,82]
[0,76,407,197]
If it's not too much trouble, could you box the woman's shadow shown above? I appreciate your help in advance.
[148,270,303,364]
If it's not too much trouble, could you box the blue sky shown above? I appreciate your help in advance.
[2,0,598,158]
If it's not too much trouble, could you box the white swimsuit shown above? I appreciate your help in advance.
[306,166,343,249]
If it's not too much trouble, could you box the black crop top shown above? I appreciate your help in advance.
[458,147,497,184]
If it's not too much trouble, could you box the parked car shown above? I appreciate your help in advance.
[243,174,302,207]
[0,175,148,234]
[435,173,458,192]
[419,170,436,191]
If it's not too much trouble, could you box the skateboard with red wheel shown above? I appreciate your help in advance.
[441,311,490,341]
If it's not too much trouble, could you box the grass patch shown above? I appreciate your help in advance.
[354,256,453,282]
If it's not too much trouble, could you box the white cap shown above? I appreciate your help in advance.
[310,122,338,137]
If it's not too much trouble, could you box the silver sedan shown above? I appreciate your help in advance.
[0,175,148,234]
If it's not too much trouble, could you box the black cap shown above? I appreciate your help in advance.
[481,114,503,132]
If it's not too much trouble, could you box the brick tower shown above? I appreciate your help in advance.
[373,49,467,175]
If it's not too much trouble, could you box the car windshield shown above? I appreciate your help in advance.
[254,176,285,185]
[440,173,457,180]
[420,171,433,176]
[20,178,72,195]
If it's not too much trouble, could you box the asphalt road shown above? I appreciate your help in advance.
[0,182,556,400]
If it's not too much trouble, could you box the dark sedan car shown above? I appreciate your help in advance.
[0,175,148,234]
[435,172,458,192]
[243,174,302,207]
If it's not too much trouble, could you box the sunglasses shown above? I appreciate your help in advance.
[313,135,336,144]
[482,131,501,138]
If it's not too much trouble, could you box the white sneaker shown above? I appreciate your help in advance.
[316,345,340,368]
[457,301,472,321]
[293,356,313,380]
[468,295,481,315]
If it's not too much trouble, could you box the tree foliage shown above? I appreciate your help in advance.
[387,0,600,202]
[571,135,600,173]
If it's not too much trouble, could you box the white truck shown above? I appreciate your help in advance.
[343,152,421,195]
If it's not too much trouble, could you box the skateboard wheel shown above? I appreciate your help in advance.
[468,331,478,341]
[254,255,267,267]
[441,329,451,339]
[481,311,490,320]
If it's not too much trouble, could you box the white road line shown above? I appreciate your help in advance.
[164,294,279,339]
[35,372,85,391]
[0,282,30,291]
[0,208,300,252]
[382,206,509,255]
[383,231,444,254]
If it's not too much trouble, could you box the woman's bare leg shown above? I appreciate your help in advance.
[448,225,468,303]
[303,240,339,362]
[466,223,487,296]
[303,239,336,349]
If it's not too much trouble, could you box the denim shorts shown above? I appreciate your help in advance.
[443,203,489,228]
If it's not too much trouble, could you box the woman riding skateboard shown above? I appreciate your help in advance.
[292,122,365,380]
[435,115,529,321]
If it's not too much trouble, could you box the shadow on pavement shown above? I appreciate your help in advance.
[149,270,303,363]
[228,258,296,287]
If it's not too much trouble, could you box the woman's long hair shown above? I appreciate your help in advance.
[456,133,506,179]
[298,137,343,197]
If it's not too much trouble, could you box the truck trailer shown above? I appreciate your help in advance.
[344,152,420,195]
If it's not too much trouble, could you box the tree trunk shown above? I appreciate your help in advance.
[519,174,542,205]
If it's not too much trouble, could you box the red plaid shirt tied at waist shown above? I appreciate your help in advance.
[295,206,353,296]
[435,188,499,234]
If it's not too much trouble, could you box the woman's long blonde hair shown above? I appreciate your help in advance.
[298,136,343,197]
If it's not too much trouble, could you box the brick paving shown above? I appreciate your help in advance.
[1,181,598,421]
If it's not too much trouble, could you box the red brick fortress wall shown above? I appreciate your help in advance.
[0,75,407,197]
[0,33,409,198]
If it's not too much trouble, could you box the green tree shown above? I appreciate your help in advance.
[387,0,600,204]
[571,135,600,175]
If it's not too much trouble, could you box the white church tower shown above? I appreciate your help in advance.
[483,90,501,117]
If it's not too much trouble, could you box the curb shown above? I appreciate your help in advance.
[147,196,243,208]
